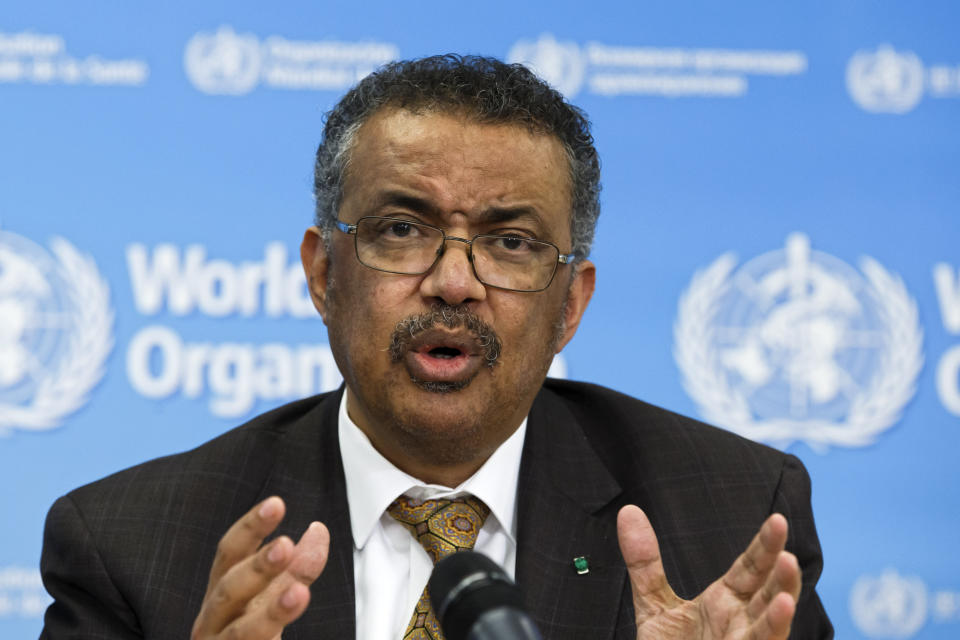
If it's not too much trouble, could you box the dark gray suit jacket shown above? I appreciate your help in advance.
[40,379,833,639]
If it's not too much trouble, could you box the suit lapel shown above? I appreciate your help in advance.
[516,386,631,639]
[252,389,356,640]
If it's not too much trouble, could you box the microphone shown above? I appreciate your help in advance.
[428,551,543,640]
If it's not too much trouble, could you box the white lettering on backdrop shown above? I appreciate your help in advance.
[126,326,341,417]
[934,263,960,416]
[126,243,314,317]
[125,242,340,418]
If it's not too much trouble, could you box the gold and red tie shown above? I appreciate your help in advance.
[386,495,491,640]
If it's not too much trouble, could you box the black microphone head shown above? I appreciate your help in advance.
[429,551,525,640]
[429,551,509,613]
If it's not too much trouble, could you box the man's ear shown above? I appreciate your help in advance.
[555,259,596,353]
[300,226,331,323]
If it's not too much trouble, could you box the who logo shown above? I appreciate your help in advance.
[847,44,925,114]
[184,25,261,96]
[0,231,113,436]
[673,232,923,451]
[850,570,928,639]
[507,33,586,98]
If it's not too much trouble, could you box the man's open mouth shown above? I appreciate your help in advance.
[404,330,484,385]
[388,304,503,391]
[425,346,464,359]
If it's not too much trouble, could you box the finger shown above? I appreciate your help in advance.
[722,513,788,599]
[206,497,286,597]
[617,505,680,621]
[286,521,331,584]
[219,581,311,640]
[246,521,331,616]
[746,591,796,640]
[746,551,801,620]
[193,535,294,637]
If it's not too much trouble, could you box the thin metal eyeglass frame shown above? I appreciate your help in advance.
[334,217,576,293]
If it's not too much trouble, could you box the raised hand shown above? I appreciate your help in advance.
[191,497,330,640]
[618,505,801,640]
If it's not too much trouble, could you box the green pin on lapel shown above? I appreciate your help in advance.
[573,556,589,575]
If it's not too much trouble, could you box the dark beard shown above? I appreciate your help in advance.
[388,303,503,393]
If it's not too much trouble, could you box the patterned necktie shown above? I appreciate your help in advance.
[386,495,491,640]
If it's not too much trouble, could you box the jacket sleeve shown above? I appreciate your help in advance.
[775,454,834,640]
[39,494,143,639]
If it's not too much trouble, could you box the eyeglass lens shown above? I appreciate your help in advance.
[353,217,560,292]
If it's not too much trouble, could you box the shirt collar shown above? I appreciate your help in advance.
[338,388,525,551]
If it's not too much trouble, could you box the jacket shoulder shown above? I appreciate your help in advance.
[541,377,786,466]
[62,392,337,528]
[79,394,329,498]
[41,392,341,639]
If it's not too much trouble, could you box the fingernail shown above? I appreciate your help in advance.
[267,541,284,564]
[280,586,299,609]
[259,498,279,519]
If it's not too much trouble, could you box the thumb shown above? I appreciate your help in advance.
[618,505,681,621]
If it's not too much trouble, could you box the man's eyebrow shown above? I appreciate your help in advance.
[478,206,545,227]
[373,191,439,215]
[372,191,547,226]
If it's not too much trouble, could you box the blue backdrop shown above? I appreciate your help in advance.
[2,2,958,638]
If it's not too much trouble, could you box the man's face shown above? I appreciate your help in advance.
[301,108,595,483]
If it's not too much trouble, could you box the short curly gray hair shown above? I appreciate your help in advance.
[313,54,601,260]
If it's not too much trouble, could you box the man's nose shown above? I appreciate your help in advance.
[418,237,487,305]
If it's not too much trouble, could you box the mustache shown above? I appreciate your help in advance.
[388,303,502,367]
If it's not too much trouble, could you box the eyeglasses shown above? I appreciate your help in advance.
[335,216,576,293]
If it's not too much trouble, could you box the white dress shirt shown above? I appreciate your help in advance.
[338,390,526,640]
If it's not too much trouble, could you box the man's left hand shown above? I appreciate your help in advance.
[618,505,801,640]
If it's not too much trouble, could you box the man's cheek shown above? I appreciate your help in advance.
[370,276,420,304]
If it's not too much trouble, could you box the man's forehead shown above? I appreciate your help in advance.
[345,106,572,195]
[352,105,567,161]
[339,108,574,238]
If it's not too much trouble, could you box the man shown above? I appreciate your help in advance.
[40,55,832,639]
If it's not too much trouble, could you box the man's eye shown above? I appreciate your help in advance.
[495,235,532,252]
[387,222,413,237]
[374,220,421,239]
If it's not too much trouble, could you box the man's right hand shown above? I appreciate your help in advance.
[191,497,330,640]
